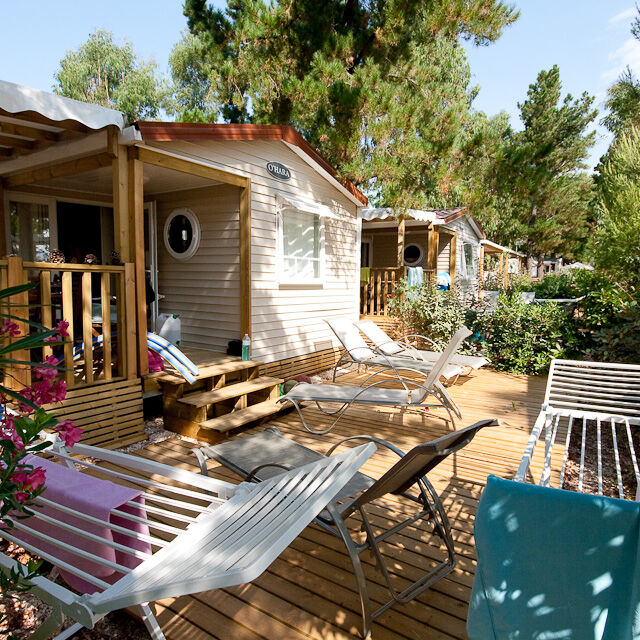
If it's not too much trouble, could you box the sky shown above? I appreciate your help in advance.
[1,1,638,170]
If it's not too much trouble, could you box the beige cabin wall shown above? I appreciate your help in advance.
[154,184,242,353]
[370,229,431,269]
[148,139,360,363]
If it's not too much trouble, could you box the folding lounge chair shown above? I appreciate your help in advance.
[515,358,640,500]
[356,318,489,372]
[195,418,499,639]
[0,433,375,640]
[277,326,471,434]
[326,317,464,384]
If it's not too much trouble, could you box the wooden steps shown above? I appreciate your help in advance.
[155,352,285,443]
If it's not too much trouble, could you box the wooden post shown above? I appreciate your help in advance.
[61,271,75,386]
[397,218,405,267]
[81,271,94,385]
[101,273,112,381]
[6,257,30,388]
[239,181,251,338]
[0,180,6,256]
[449,231,457,286]
[40,271,52,359]
[124,263,137,379]
[128,156,148,376]
[426,224,438,281]
[112,144,130,263]
[503,252,509,290]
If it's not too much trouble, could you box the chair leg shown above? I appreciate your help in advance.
[29,603,65,640]
[326,504,372,639]
[138,603,166,640]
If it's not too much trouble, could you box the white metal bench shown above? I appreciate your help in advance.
[0,434,374,639]
[515,358,640,500]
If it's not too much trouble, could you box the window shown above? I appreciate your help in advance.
[163,208,200,260]
[462,243,476,277]
[9,201,53,261]
[403,243,424,266]
[278,207,324,283]
[360,239,372,268]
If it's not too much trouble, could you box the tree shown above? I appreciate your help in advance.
[496,65,597,266]
[593,126,640,291]
[54,30,166,124]
[171,0,518,208]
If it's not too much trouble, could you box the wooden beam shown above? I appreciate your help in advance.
[112,145,130,262]
[240,182,252,337]
[449,231,457,286]
[0,134,36,150]
[478,244,484,299]
[0,121,59,142]
[129,156,148,376]
[3,152,113,188]
[131,145,250,188]
[396,218,405,267]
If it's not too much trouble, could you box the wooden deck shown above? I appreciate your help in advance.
[133,368,547,640]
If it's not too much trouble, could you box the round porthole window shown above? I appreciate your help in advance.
[164,208,200,260]
[403,243,424,266]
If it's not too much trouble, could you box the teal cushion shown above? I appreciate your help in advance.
[468,475,640,640]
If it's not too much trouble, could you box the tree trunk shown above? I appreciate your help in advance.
[536,255,545,278]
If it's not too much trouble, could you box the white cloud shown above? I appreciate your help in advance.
[602,36,640,81]
[609,7,636,25]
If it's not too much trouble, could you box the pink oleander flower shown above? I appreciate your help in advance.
[33,356,59,381]
[43,335,60,343]
[49,380,67,403]
[55,320,70,338]
[11,466,46,493]
[1,418,24,451]
[1,319,20,337]
[32,381,55,406]
[14,491,29,503]
[55,420,82,447]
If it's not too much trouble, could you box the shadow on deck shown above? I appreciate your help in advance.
[136,368,546,640]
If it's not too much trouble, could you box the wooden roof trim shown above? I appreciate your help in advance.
[136,122,368,205]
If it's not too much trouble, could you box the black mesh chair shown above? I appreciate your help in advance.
[194,418,499,638]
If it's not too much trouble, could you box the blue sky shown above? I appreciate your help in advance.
[1,1,638,169]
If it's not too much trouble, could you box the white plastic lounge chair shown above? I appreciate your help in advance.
[515,358,640,500]
[277,327,471,434]
[1,433,375,639]
[195,419,499,639]
[355,318,489,372]
[326,317,464,384]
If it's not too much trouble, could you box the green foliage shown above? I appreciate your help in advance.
[470,294,576,374]
[593,126,640,292]
[482,66,597,257]
[387,280,479,354]
[54,30,166,124]
[174,0,519,208]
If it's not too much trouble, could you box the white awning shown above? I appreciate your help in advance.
[481,239,525,258]
[276,194,340,219]
[362,207,437,223]
[0,79,126,131]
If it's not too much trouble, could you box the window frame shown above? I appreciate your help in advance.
[163,208,201,261]
[5,192,58,261]
[276,205,326,286]
[461,242,476,278]
[403,242,425,267]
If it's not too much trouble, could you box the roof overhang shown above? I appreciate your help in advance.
[136,122,367,207]
[481,238,525,258]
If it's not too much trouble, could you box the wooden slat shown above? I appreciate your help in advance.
[40,271,53,358]
[6,256,30,387]
[101,273,112,381]
[449,231,457,286]
[124,263,137,379]
[115,271,126,378]
[81,271,93,385]
[61,271,75,386]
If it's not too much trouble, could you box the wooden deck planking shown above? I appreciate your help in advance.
[125,368,548,640]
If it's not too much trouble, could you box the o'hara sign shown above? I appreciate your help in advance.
[266,161,291,181]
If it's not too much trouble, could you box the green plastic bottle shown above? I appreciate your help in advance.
[241,334,251,361]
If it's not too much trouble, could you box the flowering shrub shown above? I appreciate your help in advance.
[0,282,81,624]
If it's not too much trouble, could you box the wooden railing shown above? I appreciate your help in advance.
[360,267,406,316]
[0,257,136,390]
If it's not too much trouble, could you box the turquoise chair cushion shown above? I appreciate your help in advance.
[468,475,640,640]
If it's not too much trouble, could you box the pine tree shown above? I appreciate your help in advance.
[497,65,597,266]
[170,0,518,208]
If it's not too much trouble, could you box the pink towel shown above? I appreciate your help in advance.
[10,454,152,594]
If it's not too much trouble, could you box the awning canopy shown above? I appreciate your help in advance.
[276,193,341,219]
[0,79,126,131]
[481,239,525,258]
[362,207,438,223]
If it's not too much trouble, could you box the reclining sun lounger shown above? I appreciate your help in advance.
[195,418,499,639]
[1,433,374,639]
[356,319,489,372]
[326,317,464,384]
[277,327,471,433]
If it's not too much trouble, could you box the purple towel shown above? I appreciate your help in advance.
[11,454,151,594]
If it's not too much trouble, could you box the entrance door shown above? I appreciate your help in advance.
[144,202,159,331]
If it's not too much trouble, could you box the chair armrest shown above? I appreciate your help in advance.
[325,435,407,459]
[399,334,440,351]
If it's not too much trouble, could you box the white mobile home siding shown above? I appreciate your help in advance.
[148,139,360,363]
[444,216,482,302]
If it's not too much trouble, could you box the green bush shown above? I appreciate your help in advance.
[387,280,478,353]
[470,293,577,374]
